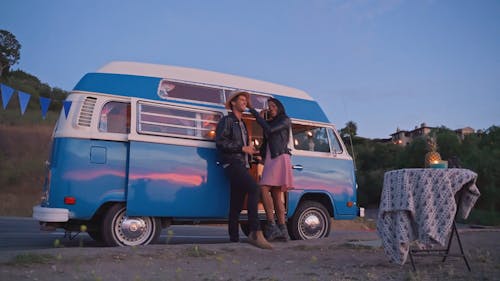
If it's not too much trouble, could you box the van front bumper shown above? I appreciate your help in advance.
[33,205,69,222]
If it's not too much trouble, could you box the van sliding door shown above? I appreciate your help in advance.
[125,99,229,218]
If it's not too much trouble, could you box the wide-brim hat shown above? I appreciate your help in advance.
[225,90,251,110]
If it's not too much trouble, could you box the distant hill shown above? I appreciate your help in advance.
[0,70,498,225]
[0,121,53,216]
[0,69,63,216]
[0,69,68,112]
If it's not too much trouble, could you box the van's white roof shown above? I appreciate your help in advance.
[98,61,313,100]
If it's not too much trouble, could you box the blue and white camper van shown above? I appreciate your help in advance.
[33,61,360,246]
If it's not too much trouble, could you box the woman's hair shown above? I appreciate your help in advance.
[268,98,287,119]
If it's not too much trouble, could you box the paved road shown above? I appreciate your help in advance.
[0,217,375,251]
[0,217,231,251]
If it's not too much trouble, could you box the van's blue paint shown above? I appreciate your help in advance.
[45,138,128,219]
[38,69,359,228]
[90,146,107,164]
[291,154,358,218]
[126,141,230,217]
[47,137,356,221]
[47,138,356,220]
[274,95,329,123]
[74,73,161,98]
[73,73,328,123]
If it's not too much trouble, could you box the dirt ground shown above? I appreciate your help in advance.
[1,220,499,281]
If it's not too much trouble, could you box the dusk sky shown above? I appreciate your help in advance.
[3,0,499,138]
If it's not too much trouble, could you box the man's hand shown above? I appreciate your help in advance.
[242,145,257,155]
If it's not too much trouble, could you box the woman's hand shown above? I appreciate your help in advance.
[259,109,268,119]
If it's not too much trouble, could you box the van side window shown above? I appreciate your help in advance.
[138,102,222,141]
[158,79,223,104]
[327,128,343,153]
[292,124,330,153]
[224,90,269,110]
[99,102,131,134]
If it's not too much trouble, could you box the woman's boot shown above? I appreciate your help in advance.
[278,224,290,242]
[247,230,273,249]
[264,223,282,241]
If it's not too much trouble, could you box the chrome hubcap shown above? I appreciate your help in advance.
[121,218,147,239]
[113,207,154,246]
[299,208,326,239]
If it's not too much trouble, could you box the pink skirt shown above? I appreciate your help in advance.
[260,146,294,191]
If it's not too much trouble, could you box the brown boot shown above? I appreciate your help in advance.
[247,230,273,250]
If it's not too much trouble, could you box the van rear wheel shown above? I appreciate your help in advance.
[102,204,161,247]
[289,200,330,240]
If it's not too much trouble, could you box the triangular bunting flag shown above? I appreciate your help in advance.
[18,91,31,115]
[39,96,51,120]
[1,83,14,109]
[63,100,72,119]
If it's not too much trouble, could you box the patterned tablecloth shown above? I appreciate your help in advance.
[377,168,481,265]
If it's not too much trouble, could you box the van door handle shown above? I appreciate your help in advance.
[292,165,303,170]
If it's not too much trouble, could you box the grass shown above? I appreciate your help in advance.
[470,248,493,264]
[457,209,500,226]
[289,244,323,251]
[341,242,378,250]
[355,216,377,229]
[0,104,59,125]
[7,253,55,266]
[0,109,55,216]
[0,124,52,216]
[183,245,217,257]
[2,107,500,227]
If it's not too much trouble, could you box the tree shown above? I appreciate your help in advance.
[0,30,21,76]
[0,69,69,111]
[340,121,358,139]
[400,136,427,168]
[434,127,460,160]
[351,124,499,216]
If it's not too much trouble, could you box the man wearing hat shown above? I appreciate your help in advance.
[215,90,272,250]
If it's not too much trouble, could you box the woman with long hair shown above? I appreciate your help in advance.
[249,98,294,241]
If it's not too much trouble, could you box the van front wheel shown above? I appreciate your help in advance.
[289,201,331,240]
[102,204,161,247]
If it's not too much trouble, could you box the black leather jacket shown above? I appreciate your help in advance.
[215,112,249,166]
[250,108,291,160]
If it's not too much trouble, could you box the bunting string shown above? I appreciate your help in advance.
[0,82,71,119]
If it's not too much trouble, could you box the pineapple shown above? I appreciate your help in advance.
[425,135,441,167]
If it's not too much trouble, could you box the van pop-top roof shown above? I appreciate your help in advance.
[73,61,329,123]
[98,61,313,101]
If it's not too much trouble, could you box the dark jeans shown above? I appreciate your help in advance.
[224,163,261,241]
